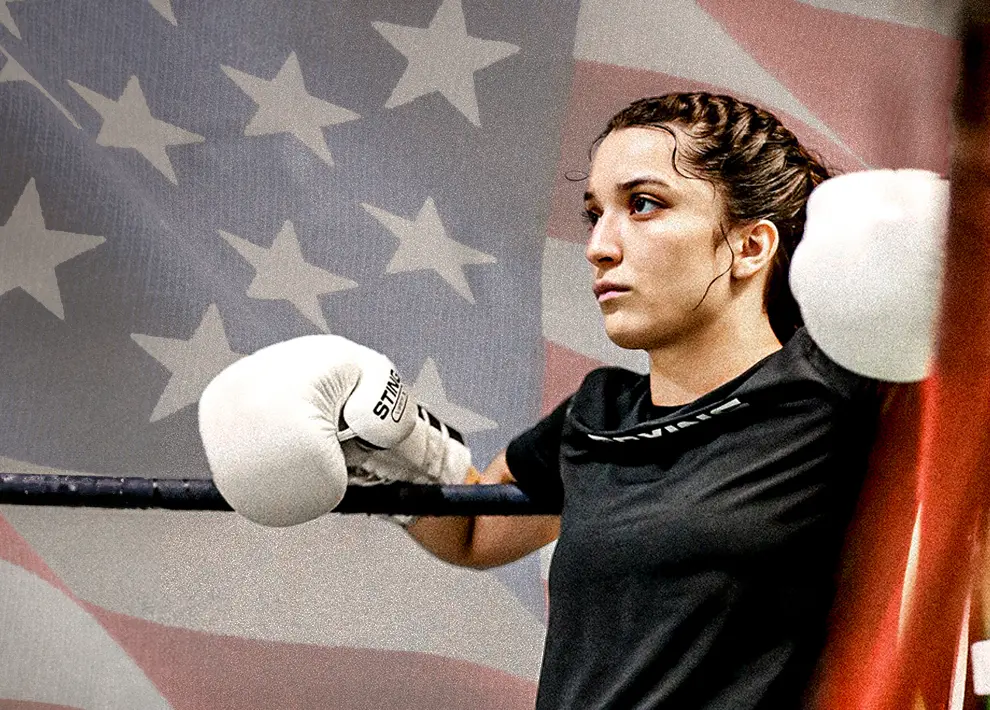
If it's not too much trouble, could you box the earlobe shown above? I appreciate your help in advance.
[732,219,779,279]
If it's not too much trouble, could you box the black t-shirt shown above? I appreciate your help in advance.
[505,328,881,709]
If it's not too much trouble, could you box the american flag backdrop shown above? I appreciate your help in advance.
[0,1,960,708]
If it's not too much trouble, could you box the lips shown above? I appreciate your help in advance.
[593,281,630,301]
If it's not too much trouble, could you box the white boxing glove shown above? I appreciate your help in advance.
[198,335,472,527]
[790,169,950,382]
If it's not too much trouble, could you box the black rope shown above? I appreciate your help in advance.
[0,473,560,516]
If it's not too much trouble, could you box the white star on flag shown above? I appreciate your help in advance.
[68,75,204,185]
[221,52,360,166]
[148,0,177,25]
[0,0,22,39]
[361,197,496,304]
[131,304,243,422]
[0,178,105,319]
[412,357,498,434]
[373,0,519,126]
[0,44,80,128]
[218,221,358,332]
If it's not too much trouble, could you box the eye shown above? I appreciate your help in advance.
[631,195,663,215]
[581,208,600,227]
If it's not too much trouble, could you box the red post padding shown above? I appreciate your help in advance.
[808,7,990,708]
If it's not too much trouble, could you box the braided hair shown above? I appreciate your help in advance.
[596,93,833,343]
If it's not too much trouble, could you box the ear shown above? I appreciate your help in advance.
[731,219,779,280]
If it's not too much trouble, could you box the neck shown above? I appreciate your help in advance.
[647,315,782,407]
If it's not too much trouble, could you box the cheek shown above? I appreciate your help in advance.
[633,226,717,297]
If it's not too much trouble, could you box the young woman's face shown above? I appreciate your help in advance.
[583,126,731,351]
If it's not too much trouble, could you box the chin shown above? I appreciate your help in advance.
[605,331,645,350]
[603,312,684,351]
[603,321,661,351]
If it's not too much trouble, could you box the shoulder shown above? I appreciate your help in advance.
[756,327,880,403]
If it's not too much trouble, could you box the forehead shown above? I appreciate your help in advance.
[587,126,707,199]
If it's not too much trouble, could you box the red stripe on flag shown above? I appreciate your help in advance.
[0,513,75,596]
[541,339,607,416]
[84,602,538,710]
[699,0,957,173]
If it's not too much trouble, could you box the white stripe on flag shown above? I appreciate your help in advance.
[0,559,171,710]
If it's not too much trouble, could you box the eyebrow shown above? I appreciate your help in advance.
[584,176,674,203]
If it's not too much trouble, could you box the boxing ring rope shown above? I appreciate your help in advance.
[0,472,559,516]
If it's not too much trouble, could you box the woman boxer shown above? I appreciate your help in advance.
[408,93,883,708]
[199,93,890,708]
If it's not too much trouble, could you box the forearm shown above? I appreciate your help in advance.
[406,514,477,567]
[405,451,561,569]
[404,456,506,568]
[408,511,561,570]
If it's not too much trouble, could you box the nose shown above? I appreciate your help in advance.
[585,212,622,267]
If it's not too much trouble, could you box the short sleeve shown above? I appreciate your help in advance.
[504,396,570,509]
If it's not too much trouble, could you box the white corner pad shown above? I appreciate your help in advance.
[972,639,990,695]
